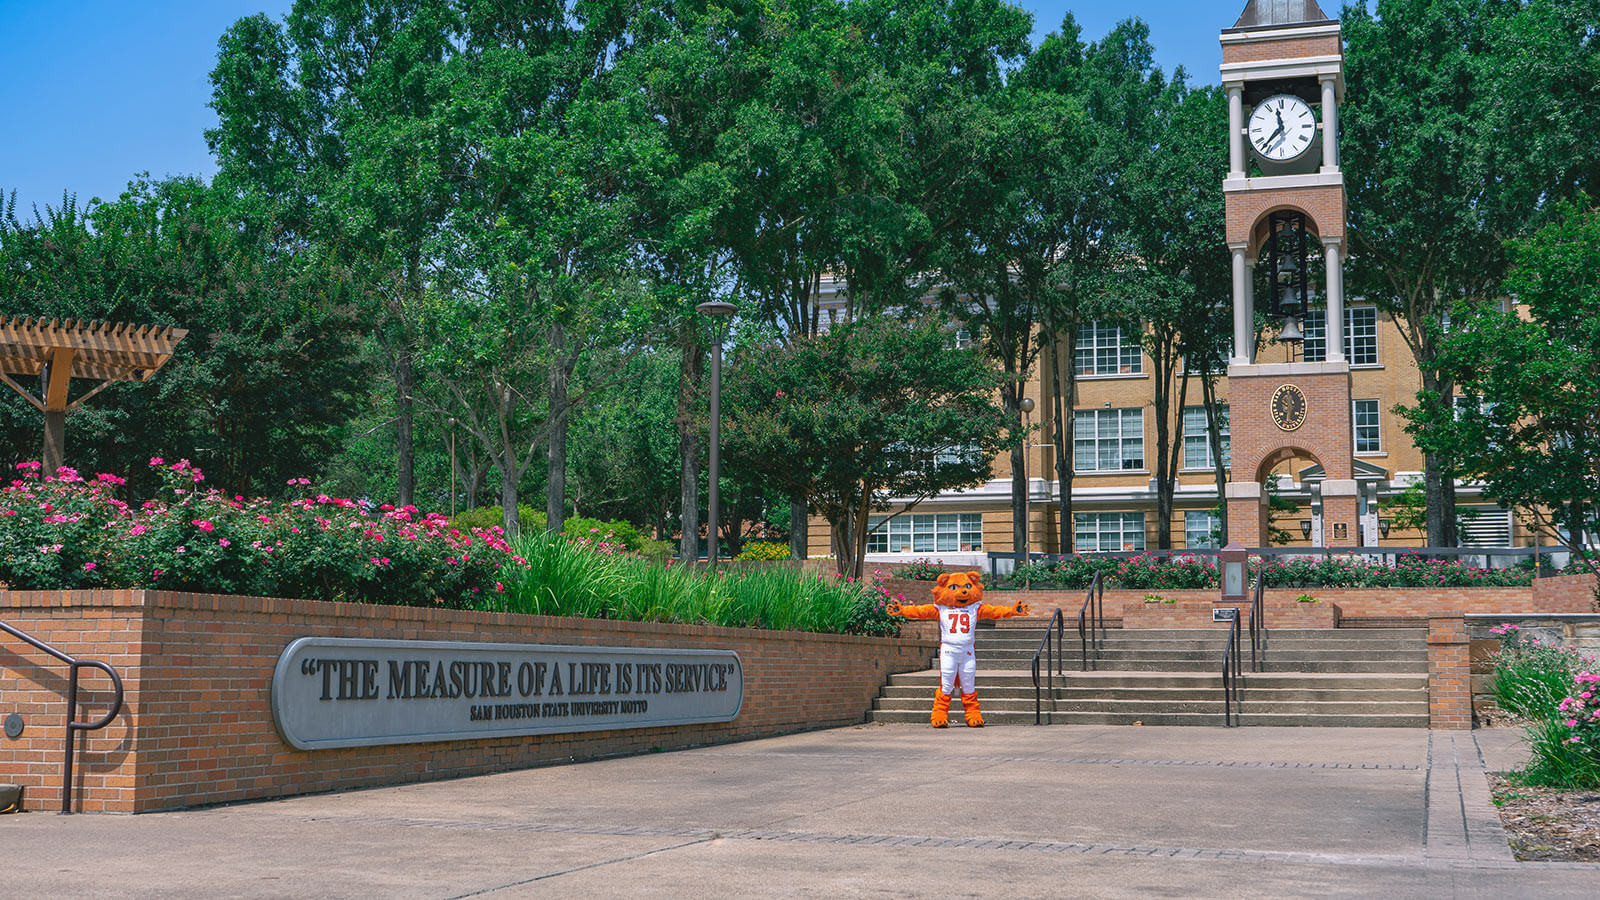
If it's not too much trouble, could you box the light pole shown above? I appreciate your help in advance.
[1018,396,1036,573]
[447,418,458,518]
[697,300,737,569]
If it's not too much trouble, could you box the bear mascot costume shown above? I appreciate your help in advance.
[885,571,1029,727]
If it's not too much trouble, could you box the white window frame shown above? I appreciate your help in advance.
[866,512,983,554]
[1074,408,1145,473]
[1075,321,1143,376]
[1184,510,1220,549]
[1304,307,1379,365]
[1182,405,1230,470]
[1353,399,1381,454]
[1075,512,1147,552]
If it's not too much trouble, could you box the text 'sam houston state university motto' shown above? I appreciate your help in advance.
[271,638,743,750]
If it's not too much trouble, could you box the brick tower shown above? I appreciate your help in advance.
[1221,1,1356,547]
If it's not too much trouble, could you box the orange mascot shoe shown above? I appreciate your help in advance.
[884,572,1029,728]
[961,692,984,727]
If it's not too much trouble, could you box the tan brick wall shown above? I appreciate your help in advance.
[1533,573,1599,608]
[1222,35,1342,65]
[0,590,937,813]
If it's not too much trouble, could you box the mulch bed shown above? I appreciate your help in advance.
[1489,773,1600,862]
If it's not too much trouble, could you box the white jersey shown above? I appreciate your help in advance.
[934,603,983,654]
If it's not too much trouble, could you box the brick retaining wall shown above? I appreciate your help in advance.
[0,590,937,813]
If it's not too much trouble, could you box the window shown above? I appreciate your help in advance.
[1304,307,1378,364]
[1075,512,1146,551]
[1074,408,1144,472]
[1074,321,1142,375]
[952,328,974,349]
[1353,399,1381,453]
[866,513,983,554]
[1185,510,1220,549]
[1182,405,1230,469]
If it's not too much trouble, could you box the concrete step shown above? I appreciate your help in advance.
[868,709,1429,727]
[886,670,1425,690]
[976,636,1427,652]
[874,697,1426,717]
[877,685,1428,704]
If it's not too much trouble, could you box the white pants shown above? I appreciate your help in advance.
[939,645,977,695]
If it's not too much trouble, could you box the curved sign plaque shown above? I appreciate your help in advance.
[271,637,742,750]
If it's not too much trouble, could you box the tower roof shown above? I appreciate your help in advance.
[1229,0,1336,30]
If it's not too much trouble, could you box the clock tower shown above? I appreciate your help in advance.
[1221,0,1358,547]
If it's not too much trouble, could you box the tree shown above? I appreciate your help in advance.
[208,1,461,508]
[0,178,364,495]
[721,317,1013,578]
[1402,200,1600,588]
[1341,0,1600,546]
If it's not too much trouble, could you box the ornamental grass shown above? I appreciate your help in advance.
[1488,624,1600,789]
[489,531,899,637]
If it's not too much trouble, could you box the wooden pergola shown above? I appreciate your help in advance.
[0,317,187,472]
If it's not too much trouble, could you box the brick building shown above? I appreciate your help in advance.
[806,0,1533,566]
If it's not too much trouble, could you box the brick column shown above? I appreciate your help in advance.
[1427,611,1471,730]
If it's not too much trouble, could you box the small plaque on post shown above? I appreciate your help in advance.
[1213,608,1239,622]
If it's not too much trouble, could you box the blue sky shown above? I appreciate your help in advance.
[0,1,1236,217]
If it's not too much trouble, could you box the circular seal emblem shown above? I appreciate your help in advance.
[1271,384,1308,432]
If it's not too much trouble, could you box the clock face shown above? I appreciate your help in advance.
[1271,384,1309,432]
[1249,94,1317,163]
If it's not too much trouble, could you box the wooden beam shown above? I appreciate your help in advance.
[0,370,44,411]
[44,346,75,411]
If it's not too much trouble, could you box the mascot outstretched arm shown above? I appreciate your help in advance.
[886,570,1029,727]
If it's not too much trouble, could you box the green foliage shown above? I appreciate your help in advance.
[1403,201,1600,585]
[722,316,1013,578]
[1379,484,1429,538]
[451,506,546,536]
[1255,554,1530,588]
[1487,624,1600,788]
[562,516,643,552]
[490,534,899,637]
[891,559,970,582]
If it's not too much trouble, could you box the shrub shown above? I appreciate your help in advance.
[0,461,519,608]
[736,540,790,561]
[1253,554,1531,589]
[892,559,962,581]
[449,505,546,535]
[1115,554,1219,590]
[562,516,643,551]
[1487,624,1600,788]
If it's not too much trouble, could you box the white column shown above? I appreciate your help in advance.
[1227,84,1245,178]
[1324,238,1345,363]
[1320,76,1339,172]
[1231,244,1252,364]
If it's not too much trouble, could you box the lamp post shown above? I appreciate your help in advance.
[1017,396,1036,572]
[697,300,738,569]
[447,418,458,518]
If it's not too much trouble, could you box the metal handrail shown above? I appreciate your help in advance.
[1,619,125,813]
[1248,568,1265,673]
[1076,571,1106,672]
[1031,608,1066,725]
[1221,610,1243,727]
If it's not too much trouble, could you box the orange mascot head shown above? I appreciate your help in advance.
[931,570,984,607]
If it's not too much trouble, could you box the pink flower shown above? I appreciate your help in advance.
[193,519,214,532]
[218,538,231,547]
[83,562,97,570]
[495,582,505,592]
[149,457,164,466]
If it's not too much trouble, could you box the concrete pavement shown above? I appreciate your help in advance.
[3,724,1594,898]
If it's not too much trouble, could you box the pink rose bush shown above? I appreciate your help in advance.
[0,461,521,608]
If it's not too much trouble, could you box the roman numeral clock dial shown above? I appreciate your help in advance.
[1248,94,1317,163]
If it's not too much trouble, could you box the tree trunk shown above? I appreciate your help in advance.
[499,457,519,536]
[676,338,704,564]
[1420,368,1459,547]
[1150,334,1177,550]
[394,349,416,508]
[1010,383,1029,567]
[789,490,809,562]
[546,322,574,534]
[1049,327,1078,554]
[1202,371,1228,546]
